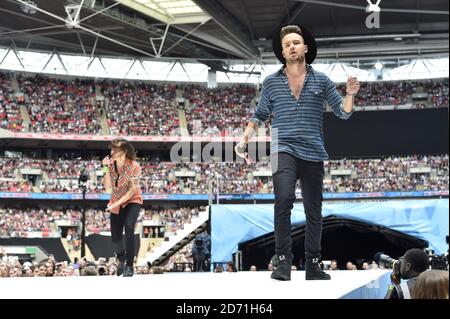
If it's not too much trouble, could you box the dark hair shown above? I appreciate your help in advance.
[111,138,136,161]
[404,248,429,273]
[227,261,237,272]
[152,266,164,274]
[280,25,304,45]
[412,270,449,299]
[82,266,98,276]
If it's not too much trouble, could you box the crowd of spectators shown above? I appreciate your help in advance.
[183,85,255,136]
[0,206,204,238]
[0,208,52,238]
[101,81,179,136]
[335,78,448,109]
[0,154,447,194]
[18,75,101,134]
[323,154,449,193]
[0,249,154,277]
[0,204,205,276]
[0,73,23,132]
[1,72,447,136]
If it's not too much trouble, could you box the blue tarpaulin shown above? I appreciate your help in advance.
[211,199,449,262]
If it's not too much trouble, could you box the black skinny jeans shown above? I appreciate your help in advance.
[110,203,141,266]
[272,152,324,260]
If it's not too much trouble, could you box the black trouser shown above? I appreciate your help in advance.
[193,255,205,272]
[272,152,324,260]
[110,203,141,266]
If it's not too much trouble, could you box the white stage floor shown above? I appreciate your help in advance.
[0,270,391,299]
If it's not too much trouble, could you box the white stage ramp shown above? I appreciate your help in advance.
[0,270,391,299]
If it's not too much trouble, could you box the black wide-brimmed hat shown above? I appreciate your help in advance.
[272,24,317,65]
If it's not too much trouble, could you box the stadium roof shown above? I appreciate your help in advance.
[115,0,210,24]
[0,0,448,72]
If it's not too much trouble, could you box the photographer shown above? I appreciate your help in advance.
[383,248,429,299]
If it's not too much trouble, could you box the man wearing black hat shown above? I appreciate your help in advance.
[236,25,360,281]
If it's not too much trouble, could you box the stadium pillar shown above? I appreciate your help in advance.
[207,70,217,88]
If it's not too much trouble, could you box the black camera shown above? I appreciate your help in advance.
[374,252,402,279]
[98,265,107,276]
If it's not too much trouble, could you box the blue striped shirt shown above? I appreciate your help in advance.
[251,65,353,162]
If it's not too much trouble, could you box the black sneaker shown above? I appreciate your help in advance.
[270,255,291,281]
[116,259,125,277]
[305,258,331,280]
[123,265,134,277]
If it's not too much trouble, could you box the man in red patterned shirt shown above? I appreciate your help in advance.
[102,138,143,277]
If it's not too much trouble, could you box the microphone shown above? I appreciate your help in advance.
[373,252,383,263]
[235,144,246,154]
[235,143,254,164]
